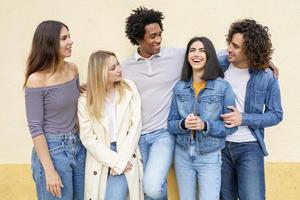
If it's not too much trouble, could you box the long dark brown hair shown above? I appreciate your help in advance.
[23,20,68,87]
[181,36,224,81]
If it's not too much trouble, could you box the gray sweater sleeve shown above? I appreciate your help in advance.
[25,89,44,137]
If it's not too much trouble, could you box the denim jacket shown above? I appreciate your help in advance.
[218,52,283,156]
[167,78,237,154]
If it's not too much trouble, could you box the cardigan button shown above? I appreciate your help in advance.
[93,171,97,175]
[132,154,136,158]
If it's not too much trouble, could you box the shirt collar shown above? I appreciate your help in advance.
[134,49,162,61]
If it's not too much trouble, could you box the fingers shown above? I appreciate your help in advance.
[45,170,63,198]
[185,116,204,130]
[224,123,237,128]
[221,107,237,119]
[60,179,64,188]
[79,83,87,94]
[54,185,61,199]
[47,184,62,198]
[110,169,117,176]
[124,162,133,173]
[227,105,237,111]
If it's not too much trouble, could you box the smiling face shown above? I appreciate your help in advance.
[227,33,248,68]
[107,55,122,85]
[138,23,162,58]
[59,26,73,59]
[188,40,207,71]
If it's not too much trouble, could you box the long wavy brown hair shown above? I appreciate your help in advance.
[23,20,68,87]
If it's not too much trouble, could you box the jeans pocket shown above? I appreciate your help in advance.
[48,141,65,155]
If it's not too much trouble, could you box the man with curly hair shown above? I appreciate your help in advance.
[219,19,283,200]
[123,6,185,200]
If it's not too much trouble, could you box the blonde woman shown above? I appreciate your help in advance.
[78,50,143,200]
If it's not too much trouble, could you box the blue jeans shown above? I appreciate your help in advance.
[139,128,175,200]
[105,142,128,200]
[220,141,265,200]
[31,132,86,200]
[174,140,221,200]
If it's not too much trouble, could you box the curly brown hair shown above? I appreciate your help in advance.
[226,19,273,70]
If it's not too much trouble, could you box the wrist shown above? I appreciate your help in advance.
[44,166,56,173]
[180,118,187,130]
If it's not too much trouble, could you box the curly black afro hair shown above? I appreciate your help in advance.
[125,6,164,46]
[226,19,273,70]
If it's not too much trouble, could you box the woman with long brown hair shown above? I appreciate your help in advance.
[24,20,86,200]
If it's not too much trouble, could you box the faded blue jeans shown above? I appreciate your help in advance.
[139,128,175,200]
[220,141,265,200]
[31,131,86,200]
[104,142,128,200]
[174,140,222,200]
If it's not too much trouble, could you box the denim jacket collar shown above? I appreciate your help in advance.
[183,78,215,90]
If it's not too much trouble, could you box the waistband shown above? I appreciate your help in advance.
[44,130,79,140]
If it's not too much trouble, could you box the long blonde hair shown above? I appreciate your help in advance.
[86,50,129,119]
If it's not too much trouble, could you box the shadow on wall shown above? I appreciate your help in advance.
[0,163,299,200]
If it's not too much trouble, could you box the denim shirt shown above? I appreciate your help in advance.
[218,51,283,156]
[167,78,237,154]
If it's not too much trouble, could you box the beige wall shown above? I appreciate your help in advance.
[0,0,299,163]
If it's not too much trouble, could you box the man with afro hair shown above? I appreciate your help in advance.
[219,19,283,200]
[123,6,185,200]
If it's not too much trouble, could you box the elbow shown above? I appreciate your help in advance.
[167,121,183,135]
[167,123,175,135]
[274,111,283,124]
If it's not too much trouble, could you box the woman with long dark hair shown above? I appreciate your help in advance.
[167,36,237,200]
[24,20,86,200]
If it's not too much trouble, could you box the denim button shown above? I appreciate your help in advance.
[132,154,136,158]
[93,171,97,175]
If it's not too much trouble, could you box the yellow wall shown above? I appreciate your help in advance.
[0,0,299,199]
[1,163,300,200]
[1,0,299,164]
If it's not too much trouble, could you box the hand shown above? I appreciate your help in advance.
[123,161,133,173]
[220,106,242,128]
[110,168,118,176]
[185,113,205,131]
[45,169,64,198]
[269,61,279,79]
[80,83,87,94]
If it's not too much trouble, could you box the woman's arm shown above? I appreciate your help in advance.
[25,74,63,198]
[204,82,237,137]
[32,135,64,198]
[167,88,189,135]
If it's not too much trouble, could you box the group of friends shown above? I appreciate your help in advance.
[24,6,283,200]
